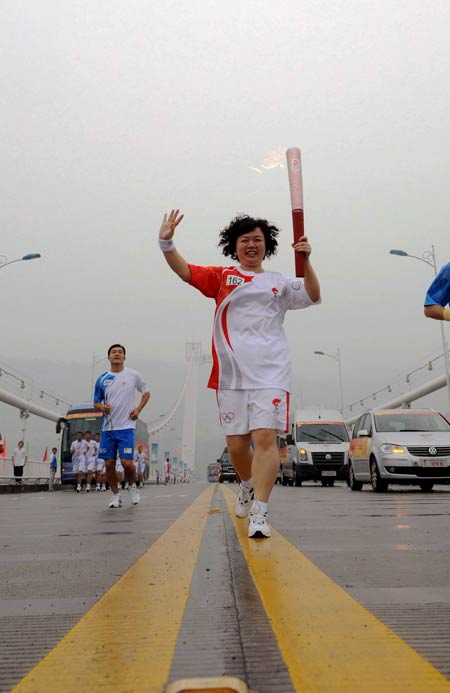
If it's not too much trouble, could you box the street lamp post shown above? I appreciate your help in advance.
[389,246,450,410]
[314,348,344,414]
[0,253,41,270]
[91,352,108,391]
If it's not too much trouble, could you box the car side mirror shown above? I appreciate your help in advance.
[286,434,294,445]
[357,429,369,438]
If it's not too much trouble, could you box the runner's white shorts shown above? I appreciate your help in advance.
[86,457,96,472]
[217,389,290,436]
[72,457,86,473]
[96,458,105,473]
[137,462,146,475]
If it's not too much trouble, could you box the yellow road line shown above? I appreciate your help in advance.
[14,486,214,693]
[221,485,450,692]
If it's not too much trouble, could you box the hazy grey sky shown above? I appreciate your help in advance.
[1,0,450,434]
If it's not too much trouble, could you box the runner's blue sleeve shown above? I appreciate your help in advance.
[93,374,106,403]
[424,263,450,307]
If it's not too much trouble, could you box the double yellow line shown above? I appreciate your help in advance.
[222,485,450,692]
[14,484,450,692]
[14,486,214,693]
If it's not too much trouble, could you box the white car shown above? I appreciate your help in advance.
[348,409,450,492]
[281,411,349,487]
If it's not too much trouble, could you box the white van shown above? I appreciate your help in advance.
[281,408,350,487]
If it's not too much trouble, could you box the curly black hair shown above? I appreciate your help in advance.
[218,214,280,261]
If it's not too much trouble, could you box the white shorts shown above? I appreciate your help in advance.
[87,457,96,472]
[137,463,146,475]
[96,459,105,473]
[72,457,86,474]
[116,460,124,473]
[217,389,290,436]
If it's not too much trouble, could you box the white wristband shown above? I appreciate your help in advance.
[159,237,175,253]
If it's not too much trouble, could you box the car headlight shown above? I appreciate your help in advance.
[299,448,308,461]
[381,444,406,454]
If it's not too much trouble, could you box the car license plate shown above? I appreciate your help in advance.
[322,470,336,477]
[419,458,448,468]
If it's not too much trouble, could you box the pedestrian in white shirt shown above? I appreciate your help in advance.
[12,441,27,485]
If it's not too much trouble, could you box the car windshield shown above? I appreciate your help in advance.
[374,412,450,433]
[296,423,349,443]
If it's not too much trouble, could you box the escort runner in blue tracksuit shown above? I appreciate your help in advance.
[94,344,150,508]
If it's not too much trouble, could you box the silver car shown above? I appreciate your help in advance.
[348,409,450,492]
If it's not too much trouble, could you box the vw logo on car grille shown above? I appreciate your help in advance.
[428,446,437,456]
[325,454,332,461]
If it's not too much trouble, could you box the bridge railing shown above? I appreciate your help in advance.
[0,457,57,482]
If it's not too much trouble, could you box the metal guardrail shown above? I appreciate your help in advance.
[0,477,53,487]
[0,457,56,482]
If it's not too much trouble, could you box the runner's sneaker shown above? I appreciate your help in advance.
[129,484,140,505]
[248,501,271,538]
[138,482,144,489]
[101,484,106,491]
[85,484,91,493]
[108,494,121,509]
[124,482,129,490]
[235,483,254,518]
[76,484,81,493]
[96,484,101,492]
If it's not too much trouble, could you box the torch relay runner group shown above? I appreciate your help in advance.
[71,213,449,530]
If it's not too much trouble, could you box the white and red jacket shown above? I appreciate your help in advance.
[188,264,320,391]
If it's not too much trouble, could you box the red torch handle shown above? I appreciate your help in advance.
[292,209,305,277]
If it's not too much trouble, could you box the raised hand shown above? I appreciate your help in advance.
[159,209,184,240]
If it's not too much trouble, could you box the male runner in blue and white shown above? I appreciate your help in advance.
[94,344,150,508]
[424,262,450,322]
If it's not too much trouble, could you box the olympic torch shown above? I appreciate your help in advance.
[286,147,305,277]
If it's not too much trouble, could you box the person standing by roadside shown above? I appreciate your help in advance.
[165,457,171,484]
[12,441,27,485]
[49,447,58,491]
